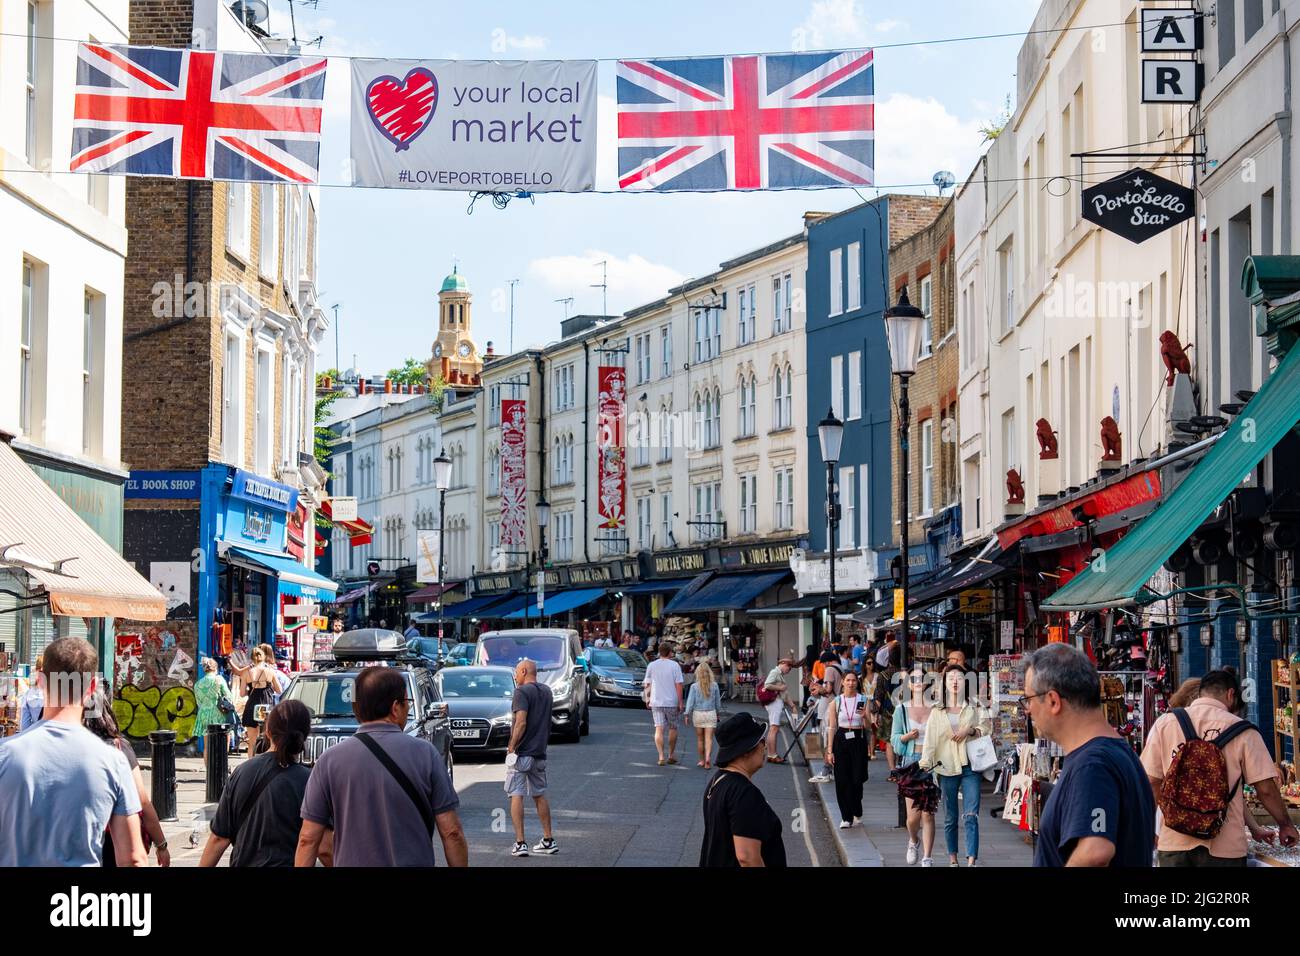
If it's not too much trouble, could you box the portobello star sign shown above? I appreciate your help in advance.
[1082,168,1194,244]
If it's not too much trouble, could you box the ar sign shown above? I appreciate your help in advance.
[1140,8,1202,52]
[1142,59,1201,103]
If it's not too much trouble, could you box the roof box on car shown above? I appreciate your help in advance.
[331,628,408,661]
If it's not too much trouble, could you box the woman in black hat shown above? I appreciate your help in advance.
[699,713,787,867]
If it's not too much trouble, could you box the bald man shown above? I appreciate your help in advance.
[507,660,557,857]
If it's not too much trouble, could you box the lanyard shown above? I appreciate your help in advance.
[840,695,862,728]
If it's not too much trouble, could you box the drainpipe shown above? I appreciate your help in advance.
[1282,11,1293,254]
[533,350,548,547]
[582,338,592,562]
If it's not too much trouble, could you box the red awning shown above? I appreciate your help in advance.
[320,499,375,547]
[996,469,1162,551]
[406,581,462,604]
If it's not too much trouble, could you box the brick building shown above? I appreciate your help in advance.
[118,0,335,743]
[888,197,959,592]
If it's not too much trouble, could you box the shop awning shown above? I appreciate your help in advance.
[663,571,791,614]
[440,592,519,620]
[331,581,378,604]
[405,581,462,604]
[319,499,375,546]
[224,546,339,593]
[1043,342,1300,611]
[620,578,696,595]
[500,587,607,619]
[0,442,165,620]
[852,597,895,626]
[906,540,1017,611]
[747,590,873,618]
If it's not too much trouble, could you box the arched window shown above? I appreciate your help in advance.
[489,446,500,496]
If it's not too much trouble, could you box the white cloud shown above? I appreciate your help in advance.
[874,93,987,188]
[794,0,906,50]
[528,250,685,315]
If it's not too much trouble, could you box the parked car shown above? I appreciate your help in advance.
[585,647,648,706]
[474,628,590,742]
[281,628,454,781]
[446,642,476,666]
[434,665,516,753]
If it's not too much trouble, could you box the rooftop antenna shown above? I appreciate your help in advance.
[555,296,574,320]
[330,302,341,374]
[592,260,608,315]
[932,170,956,196]
[282,0,298,50]
[508,279,520,353]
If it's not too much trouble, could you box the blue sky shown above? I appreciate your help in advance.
[265,0,1040,373]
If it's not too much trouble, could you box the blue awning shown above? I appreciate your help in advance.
[225,546,338,593]
[440,593,520,620]
[663,571,791,614]
[501,587,608,620]
[620,578,696,595]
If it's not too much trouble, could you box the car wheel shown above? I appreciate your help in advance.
[445,744,454,785]
[564,711,582,743]
[580,702,590,736]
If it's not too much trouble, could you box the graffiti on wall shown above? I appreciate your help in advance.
[113,623,198,741]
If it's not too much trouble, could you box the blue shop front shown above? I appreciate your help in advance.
[199,466,336,667]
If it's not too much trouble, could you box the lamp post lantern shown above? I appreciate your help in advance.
[433,448,452,647]
[818,408,844,650]
[885,287,926,674]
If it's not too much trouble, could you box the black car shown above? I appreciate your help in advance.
[434,665,516,753]
[281,628,455,782]
[586,648,648,706]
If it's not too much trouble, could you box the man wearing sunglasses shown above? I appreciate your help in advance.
[1023,644,1154,867]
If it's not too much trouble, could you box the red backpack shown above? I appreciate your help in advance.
[1158,708,1257,840]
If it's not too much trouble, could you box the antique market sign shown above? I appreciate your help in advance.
[1082,168,1194,243]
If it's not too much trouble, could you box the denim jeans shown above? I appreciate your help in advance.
[938,766,981,859]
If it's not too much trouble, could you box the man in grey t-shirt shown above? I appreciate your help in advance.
[507,659,556,858]
[296,666,468,867]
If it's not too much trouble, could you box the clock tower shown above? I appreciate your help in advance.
[428,266,483,386]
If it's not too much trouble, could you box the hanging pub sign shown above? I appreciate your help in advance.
[1081,168,1194,243]
[1141,59,1202,103]
[1140,8,1202,52]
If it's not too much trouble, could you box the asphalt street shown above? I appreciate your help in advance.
[448,701,841,866]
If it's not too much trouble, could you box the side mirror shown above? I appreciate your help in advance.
[426,702,449,721]
[574,659,587,674]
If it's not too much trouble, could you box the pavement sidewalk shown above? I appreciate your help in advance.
[806,749,1035,867]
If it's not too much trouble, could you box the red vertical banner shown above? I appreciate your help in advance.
[500,398,528,546]
[597,366,627,530]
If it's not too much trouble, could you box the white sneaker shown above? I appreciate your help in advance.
[511,842,529,857]
[532,837,559,855]
[808,774,832,784]
[839,820,852,829]
[920,857,934,867]
[966,859,980,867]
[906,841,919,865]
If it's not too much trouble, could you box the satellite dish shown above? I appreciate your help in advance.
[933,170,956,194]
[230,0,269,27]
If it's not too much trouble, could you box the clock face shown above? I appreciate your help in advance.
[433,343,443,358]
[458,342,473,358]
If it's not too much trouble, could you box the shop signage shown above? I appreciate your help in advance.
[568,563,613,586]
[719,539,798,570]
[1000,619,1015,650]
[893,589,905,620]
[242,507,274,544]
[790,547,875,595]
[125,470,200,499]
[1082,168,1194,243]
[542,567,565,589]
[998,468,1163,550]
[330,496,358,521]
[1047,626,1068,644]
[1141,58,1202,104]
[615,559,639,583]
[230,469,299,513]
[1140,8,1201,52]
[283,602,318,618]
[647,548,710,577]
[960,588,994,614]
[473,570,521,594]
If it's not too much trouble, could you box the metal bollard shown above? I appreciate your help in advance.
[204,724,230,803]
[149,729,178,821]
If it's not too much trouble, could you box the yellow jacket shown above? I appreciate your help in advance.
[919,703,993,776]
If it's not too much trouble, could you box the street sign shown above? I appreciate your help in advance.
[1140,8,1201,52]
[893,589,904,620]
[331,496,358,521]
[1082,168,1194,243]
[536,570,545,612]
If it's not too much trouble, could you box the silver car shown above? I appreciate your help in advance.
[474,628,590,742]
[585,648,648,706]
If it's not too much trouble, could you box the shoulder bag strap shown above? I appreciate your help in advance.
[234,762,284,847]
[355,732,435,838]
[1211,718,1259,750]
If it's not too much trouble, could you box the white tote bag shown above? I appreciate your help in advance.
[966,734,998,773]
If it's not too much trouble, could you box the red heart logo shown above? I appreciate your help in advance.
[366,67,438,152]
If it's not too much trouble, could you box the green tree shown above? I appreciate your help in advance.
[387,357,429,387]
[979,94,1014,143]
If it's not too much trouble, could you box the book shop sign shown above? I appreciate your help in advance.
[1082,168,1193,243]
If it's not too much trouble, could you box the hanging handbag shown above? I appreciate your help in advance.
[966,732,998,773]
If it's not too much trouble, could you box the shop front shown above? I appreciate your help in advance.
[1,442,165,735]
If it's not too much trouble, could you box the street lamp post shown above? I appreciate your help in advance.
[536,496,551,622]
[818,409,845,650]
[433,448,452,649]
[885,287,926,675]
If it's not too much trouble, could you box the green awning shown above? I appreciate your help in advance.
[1042,342,1300,611]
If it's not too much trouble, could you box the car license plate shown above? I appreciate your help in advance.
[451,728,482,740]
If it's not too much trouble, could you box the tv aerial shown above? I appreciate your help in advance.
[230,0,269,28]
[933,170,956,195]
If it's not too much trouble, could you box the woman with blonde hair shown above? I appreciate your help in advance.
[684,661,722,768]
[230,646,277,756]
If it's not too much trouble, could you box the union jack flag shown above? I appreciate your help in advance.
[71,43,327,183]
[616,50,874,191]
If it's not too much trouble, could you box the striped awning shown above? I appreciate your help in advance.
[0,442,165,620]
[319,498,374,546]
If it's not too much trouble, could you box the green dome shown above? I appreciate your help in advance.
[440,266,468,294]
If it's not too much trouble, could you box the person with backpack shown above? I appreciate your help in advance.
[1022,644,1155,867]
[1140,667,1298,866]
[295,666,467,867]
[202,700,314,867]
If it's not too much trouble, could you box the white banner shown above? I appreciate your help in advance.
[350,58,597,191]
[416,529,442,583]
